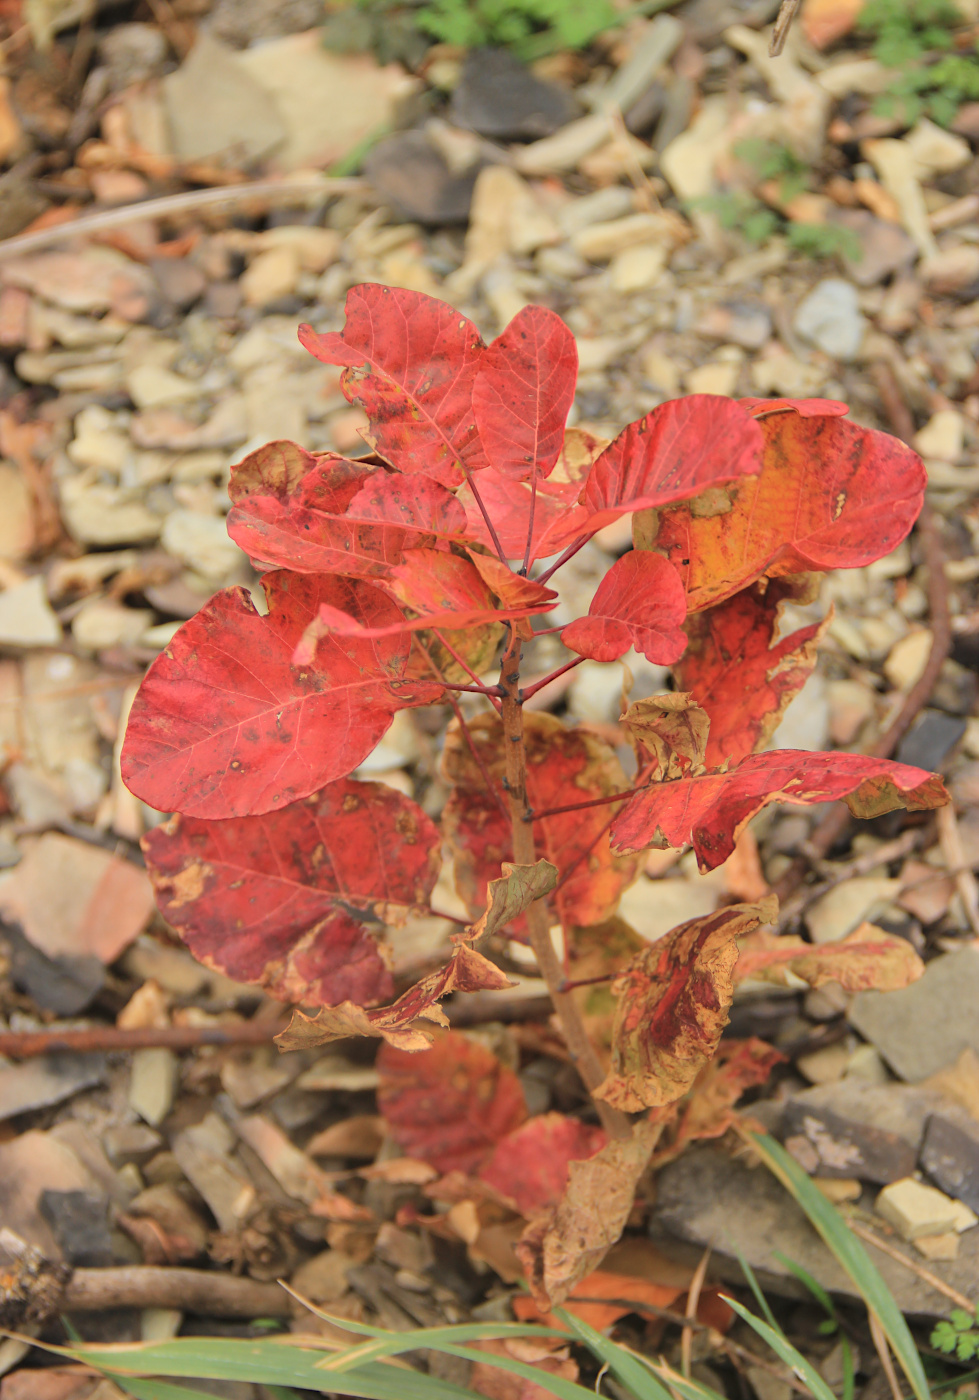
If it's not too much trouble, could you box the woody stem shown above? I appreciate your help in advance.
[497,627,632,1140]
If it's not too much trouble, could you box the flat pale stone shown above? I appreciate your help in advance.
[884,628,933,690]
[0,463,35,561]
[72,600,154,651]
[127,363,200,410]
[0,576,62,647]
[161,509,245,580]
[59,478,162,546]
[129,1048,178,1128]
[684,360,739,396]
[850,950,979,1082]
[804,876,902,944]
[241,245,301,307]
[876,1177,977,1241]
[163,32,286,164]
[905,118,971,179]
[660,96,731,201]
[913,409,965,463]
[573,212,677,261]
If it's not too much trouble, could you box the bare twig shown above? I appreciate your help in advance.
[936,804,979,936]
[769,0,804,56]
[64,1266,292,1318]
[0,1021,284,1059]
[869,1309,907,1400]
[0,175,366,260]
[682,1248,711,1378]
[848,1221,975,1311]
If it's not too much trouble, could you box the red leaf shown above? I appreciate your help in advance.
[468,550,559,639]
[443,712,640,933]
[122,572,441,819]
[575,397,764,535]
[645,409,926,612]
[610,750,948,869]
[299,285,486,485]
[377,1030,528,1173]
[739,397,849,419]
[227,441,467,579]
[561,551,687,664]
[140,779,440,1005]
[293,550,557,655]
[472,305,578,481]
[276,945,514,1052]
[461,473,582,560]
[734,922,924,992]
[675,580,826,769]
[478,1113,607,1219]
[596,903,772,1111]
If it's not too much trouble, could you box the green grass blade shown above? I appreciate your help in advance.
[734,1243,780,1333]
[773,1252,838,1322]
[724,1298,838,1400]
[50,1336,482,1400]
[112,1381,247,1400]
[841,1334,856,1400]
[319,1321,569,1373]
[555,1308,674,1400]
[355,1339,607,1400]
[752,1134,932,1400]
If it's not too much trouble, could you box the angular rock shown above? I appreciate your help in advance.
[829,208,916,287]
[783,1080,944,1183]
[38,1189,113,1267]
[103,1123,164,1169]
[450,48,578,141]
[0,1131,99,1256]
[876,1177,977,1240]
[849,950,979,1082]
[896,710,967,773]
[365,129,484,224]
[163,32,286,164]
[7,926,105,1016]
[171,1116,256,1233]
[793,279,866,361]
[650,1144,979,1316]
[0,1054,106,1124]
[129,1048,178,1128]
[0,577,61,648]
[921,1107,979,1214]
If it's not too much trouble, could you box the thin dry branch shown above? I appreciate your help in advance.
[64,1266,292,1317]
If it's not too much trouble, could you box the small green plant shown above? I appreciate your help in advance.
[786,221,863,262]
[933,1306,979,1363]
[414,0,617,54]
[857,0,979,127]
[694,191,782,245]
[734,137,810,205]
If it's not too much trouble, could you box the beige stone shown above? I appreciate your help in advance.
[130,1048,179,1128]
[127,363,200,410]
[805,877,902,944]
[863,138,937,259]
[609,243,668,292]
[161,509,245,580]
[813,1177,862,1204]
[913,408,965,463]
[72,599,154,652]
[876,1177,978,1240]
[256,225,342,273]
[914,1231,960,1261]
[59,478,162,546]
[883,628,933,690]
[573,212,678,262]
[905,118,971,179]
[0,462,34,562]
[0,576,61,647]
[661,97,731,201]
[241,245,301,307]
[684,360,740,397]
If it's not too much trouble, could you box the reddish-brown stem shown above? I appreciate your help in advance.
[436,680,504,696]
[497,629,632,1139]
[0,1022,284,1059]
[530,625,565,638]
[557,972,615,992]
[462,465,508,564]
[521,472,539,577]
[519,655,585,701]
[552,809,622,897]
[446,692,510,822]
[536,531,594,585]
[526,782,649,823]
[431,628,503,713]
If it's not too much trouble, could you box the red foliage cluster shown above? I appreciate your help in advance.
[120,285,947,1298]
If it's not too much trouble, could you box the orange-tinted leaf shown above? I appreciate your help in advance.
[275,945,514,1052]
[642,408,926,612]
[121,573,441,820]
[514,1267,684,1331]
[675,580,827,769]
[735,921,925,992]
[299,285,486,485]
[472,305,578,481]
[470,1337,579,1400]
[140,779,439,1006]
[515,1118,661,1309]
[576,396,764,535]
[561,551,687,664]
[377,1029,528,1173]
[596,902,774,1112]
[478,1113,607,1219]
[442,712,640,934]
[468,550,558,639]
[294,550,557,655]
[610,750,948,868]
[651,1037,786,1168]
[226,441,467,580]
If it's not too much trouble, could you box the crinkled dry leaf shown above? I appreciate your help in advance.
[515,1118,661,1310]
[735,921,925,992]
[478,1112,607,1220]
[651,1037,786,1167]
[596,901,777,1112]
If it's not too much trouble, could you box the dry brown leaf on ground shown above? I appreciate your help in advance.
[515,1117,661,1309]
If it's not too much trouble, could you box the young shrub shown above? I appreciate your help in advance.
[122,284,947,1303]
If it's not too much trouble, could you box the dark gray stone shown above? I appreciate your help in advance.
[921,1107,979,1213]
[650,1145,979,1317]
[897,710,967,773]
[849,949,979,1081]
[39,1189,114,1267]
[450,48,579,142]
[8,923,104,1015]
[782,1079,944,1183]
[364,130,486,225]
